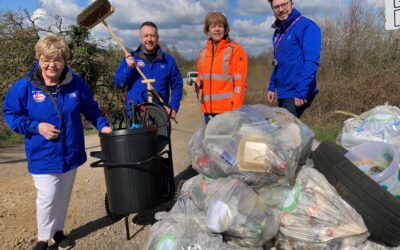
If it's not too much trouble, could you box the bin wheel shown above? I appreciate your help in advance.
[312,141,400,246]
[105,193,127,221]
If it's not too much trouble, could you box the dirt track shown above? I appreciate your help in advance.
[0,85,202,249]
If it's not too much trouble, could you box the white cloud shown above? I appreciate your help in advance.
[230,16,275,53]
[236,0,270,16]
[30,0,344,59]
[30,0,82,32]
[232,17,274,36]
[368,0,384,8]
[38,0,81,17]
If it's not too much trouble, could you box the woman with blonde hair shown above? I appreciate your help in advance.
[3,33,111,250]
[194,11,248,124]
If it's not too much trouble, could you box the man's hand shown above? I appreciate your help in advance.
[169,109,179,124]
[100,126,112,134]
[38,122,61,140]
[294,97,307,107]
[170,109,177,119]
[125,53,135,69]
[267,91,277,104]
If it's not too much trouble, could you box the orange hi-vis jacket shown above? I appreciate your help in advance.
[197,38,248,114]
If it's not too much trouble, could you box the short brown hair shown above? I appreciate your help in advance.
[140,21,158,30]
[268,0,293,5]
[203,11,230,36]
[35,33,70,60]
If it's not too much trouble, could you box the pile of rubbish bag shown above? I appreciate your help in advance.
[144,104,400,249]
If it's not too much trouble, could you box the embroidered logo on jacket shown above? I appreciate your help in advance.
[137,60,145,67]
[32,91,46,102]
[160,64,165,69]
[69,92,77,98]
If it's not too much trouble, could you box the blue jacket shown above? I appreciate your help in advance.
[114,45,183,112]
[3,64,108,174]
[268,8,321,99]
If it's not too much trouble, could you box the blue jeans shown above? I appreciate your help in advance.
[278,95,316,118]
[204,113,217,125]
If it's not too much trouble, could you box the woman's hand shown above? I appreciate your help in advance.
[38,122,61,140]
[100,126,112,134]
[193,79,203,91]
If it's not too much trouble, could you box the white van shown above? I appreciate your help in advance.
[186,71,198,86]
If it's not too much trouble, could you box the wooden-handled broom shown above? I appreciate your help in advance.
[77,0,158,103]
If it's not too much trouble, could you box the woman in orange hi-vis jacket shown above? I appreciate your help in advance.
[194,11,248,124]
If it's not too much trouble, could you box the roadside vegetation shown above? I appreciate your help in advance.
[0,0,399,145]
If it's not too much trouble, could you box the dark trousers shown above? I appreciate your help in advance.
[278,95,316,118]
[204,113,217,125]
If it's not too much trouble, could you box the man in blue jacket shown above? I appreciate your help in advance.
[114,21,183,120]
[266,0,321,118]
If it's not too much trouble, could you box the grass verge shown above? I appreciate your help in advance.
[0,133,24,147]
[311,126,340,142]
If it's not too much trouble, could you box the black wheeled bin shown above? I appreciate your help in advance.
[91,125,164,215]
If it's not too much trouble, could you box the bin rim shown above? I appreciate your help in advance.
[99,124,157,137]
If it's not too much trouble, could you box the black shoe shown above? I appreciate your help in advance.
[53,231,75,250]
[33,241,48,250]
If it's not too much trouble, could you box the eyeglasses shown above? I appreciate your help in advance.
[209,24,225,29]
[40,57,64,67]
[272,2,290,12]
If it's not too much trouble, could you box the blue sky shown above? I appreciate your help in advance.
[0,0,382,59]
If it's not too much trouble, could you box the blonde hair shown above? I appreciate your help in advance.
[35,33,70,60]
[203,11,230,36]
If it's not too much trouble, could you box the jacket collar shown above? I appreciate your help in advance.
[272,8,301,32]
[28,63,73,88]
[134,45,164,61]
[206,37,232,50]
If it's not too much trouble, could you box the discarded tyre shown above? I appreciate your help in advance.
[312,141,400,246]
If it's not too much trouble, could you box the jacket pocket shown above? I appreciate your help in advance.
[29,135,57,161]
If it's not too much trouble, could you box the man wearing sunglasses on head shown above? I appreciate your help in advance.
[266,0,321,118]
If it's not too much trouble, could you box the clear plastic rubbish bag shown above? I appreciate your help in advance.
[189,105,314,184]
[144,213,226,250]
[185,176,280,247]
[276,168,368,247]
[189,127,230,179]
[337,104,400,151]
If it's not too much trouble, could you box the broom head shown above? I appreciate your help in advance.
[77,0,114,28]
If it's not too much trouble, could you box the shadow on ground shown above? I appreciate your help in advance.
[45,216,116,249]
[54,165,198,246]
[132,165,198,226]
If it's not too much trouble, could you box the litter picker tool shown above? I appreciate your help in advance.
[77,0,157,102]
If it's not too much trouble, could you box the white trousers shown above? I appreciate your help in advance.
[32,168,77,241]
